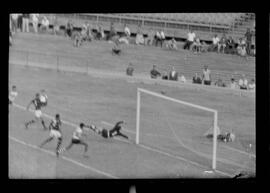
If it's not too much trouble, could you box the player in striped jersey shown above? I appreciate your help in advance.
[60,123,89,157]
[39,114,63,157]
[9,85,18,105]
[88,121,128,140]
[25,93,47,130]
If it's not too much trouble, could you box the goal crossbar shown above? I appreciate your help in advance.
[136,88,219,170]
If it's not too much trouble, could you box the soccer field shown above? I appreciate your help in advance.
[9,33,255,178]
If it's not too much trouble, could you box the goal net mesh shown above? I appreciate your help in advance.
[138,90,217,170]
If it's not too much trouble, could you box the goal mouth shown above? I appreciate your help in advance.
[136,88,219,171]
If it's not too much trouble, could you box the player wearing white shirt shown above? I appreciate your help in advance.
[39,114,63,157]
[39,89,48,107]
[9,85,18,105]
[61,123,89,157]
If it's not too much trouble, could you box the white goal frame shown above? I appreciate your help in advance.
[136,88,219,170]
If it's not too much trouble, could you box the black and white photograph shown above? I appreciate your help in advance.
[8,13,256,179]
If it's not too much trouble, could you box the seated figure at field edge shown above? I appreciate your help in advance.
[192,73,202,84]
[166,38,178,50]
[248,79,255,91]
[230,78,238,89]
[169,66,178,81]
[150,65,161,79]
[126,63,134,76]
[238,74,248,90]
[214,76,226,87]
[201,65,211,85]
[112,41,121,55]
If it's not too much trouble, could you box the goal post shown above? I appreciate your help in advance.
[136,88,219,170]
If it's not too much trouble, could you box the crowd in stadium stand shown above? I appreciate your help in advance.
[146,64,255,91]
[9,14,255,92]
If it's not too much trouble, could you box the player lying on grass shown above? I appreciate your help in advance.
[25,93,47,130]
[39,114,63,157]
[87,121,129,140]
[9,85,18,105]
[59,123,89,157]
[205,129,235,143]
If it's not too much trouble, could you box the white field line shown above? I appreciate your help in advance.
[11,103,120,179]
[12,103,231,177]
[9,136,118,179]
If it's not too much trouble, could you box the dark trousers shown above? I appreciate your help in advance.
[183,40,193,50]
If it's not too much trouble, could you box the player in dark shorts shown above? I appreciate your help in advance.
[88,121,129,139]
[60,123,89,157]
[39,114,63,157]
[25,93,47,130]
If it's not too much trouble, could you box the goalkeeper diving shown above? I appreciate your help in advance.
[86,121,129,140]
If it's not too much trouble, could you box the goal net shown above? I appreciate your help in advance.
[136,88,219,170]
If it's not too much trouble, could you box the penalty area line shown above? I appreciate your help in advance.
[9,136,118,179]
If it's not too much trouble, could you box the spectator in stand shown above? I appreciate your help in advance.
[238,74,248,90]
[124,24,131,37]
[230,78,238,89]
[66,20,73,38]
[192,37,202,53]
[73,31,82,47]
[179,74,186,83]
[22,13,30,33]
[169,66,178,81]
[10,14,19,33]
[96,25,105,40]
[150,65,161,79]
[209,34,219,52]
[192,73,202,84]
[218,33,227,53]
[166,38,178,50]
[237,38,247,57]
[201,65,211,85]
[40,16,50,33]
[160,30,166,47]
[245,28,252,56]
[52,15,60,35]
[183,29,196,50]
[112,41,121,55]
[145,28,155,46]
[162,71,169,80]
[226,36,236,54]
[126,63,134,76]
[135,31,144,45]
[215,76,226,87]
[31,14,39,33]
[107,22,116,41]
[248,79,255,91]
[154,30,162,47]
[9,30,13,46]
[17,14,23,32]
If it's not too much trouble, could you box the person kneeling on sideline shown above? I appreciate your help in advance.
[88,121,129,140]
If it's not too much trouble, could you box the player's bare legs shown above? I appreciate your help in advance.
[39,136,54,148]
